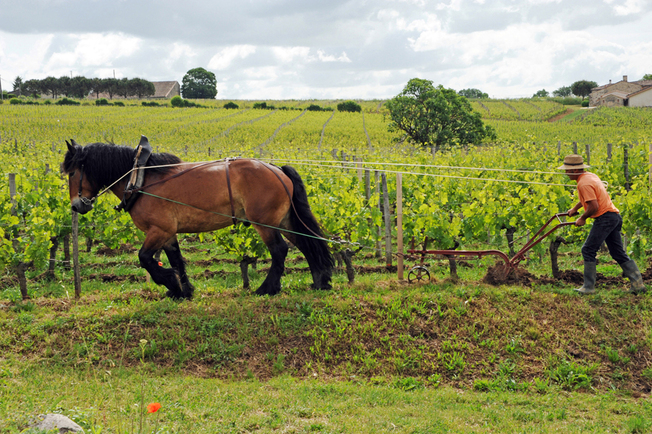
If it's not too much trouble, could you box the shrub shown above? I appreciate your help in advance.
[95,98,110,106]
[142,101,160,107]
[171,96,184,107]
[224,102,239,109]
[9,98,22,105]
[56,98,80,106]
[44,100,51,105]
[307,104,322,111]
[253,102,267,109]
[337,100,362,112]
[581,100,589,107]
[113,101,125,107]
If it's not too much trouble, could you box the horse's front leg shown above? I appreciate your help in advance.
[138,229,185,299]
[163,237,194,299]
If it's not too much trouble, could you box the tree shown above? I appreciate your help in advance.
[181,67,217,99]
[533,89,549,98]
[102,78,119,99]
[553,86,572,97]
[337,100,361,112]
[70,76,92,99]
[89,78,106,99]
[22,79,41,98]
[58,76,72,97]
[458,88,488,99]
[571,80,598,100]
[386,78,496,151]
[41,76,59,99]
[642,74,652,81]
[12,76,23,94]
[116,77,131,99]
[130,78,155,99]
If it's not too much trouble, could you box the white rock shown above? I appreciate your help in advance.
[31,414,84,433]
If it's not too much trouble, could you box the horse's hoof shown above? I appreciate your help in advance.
[255,284,280,296]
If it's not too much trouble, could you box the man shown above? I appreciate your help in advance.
[559,154,647,294]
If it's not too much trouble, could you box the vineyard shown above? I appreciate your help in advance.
[1,100,652,432]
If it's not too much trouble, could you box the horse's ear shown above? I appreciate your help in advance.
[66,140,75,155]
[70,139,79,147]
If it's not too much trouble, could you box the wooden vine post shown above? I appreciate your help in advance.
[649,142,652,190]
[8,173,28,300]
[381,173,392,267]
[72,211,82,298]
[396,173,404,281]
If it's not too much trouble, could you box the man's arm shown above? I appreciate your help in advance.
[568,202,582,216]
[574,200,598,227]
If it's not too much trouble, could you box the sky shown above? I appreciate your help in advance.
[1,0,651,100]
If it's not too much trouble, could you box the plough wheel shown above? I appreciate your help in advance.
[408,265,430,283]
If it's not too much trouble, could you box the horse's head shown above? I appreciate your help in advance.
[62,139,96,214]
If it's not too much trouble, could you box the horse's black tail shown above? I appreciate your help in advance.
[281,165,334,289]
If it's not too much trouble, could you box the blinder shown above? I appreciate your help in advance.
[71,164,95,214]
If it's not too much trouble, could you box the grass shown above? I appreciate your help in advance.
[0,237,651,432]
[2,366,651,433]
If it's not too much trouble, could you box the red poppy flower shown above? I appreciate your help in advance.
[147,402,162,413]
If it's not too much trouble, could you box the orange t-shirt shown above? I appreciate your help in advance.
[576,172,619,218]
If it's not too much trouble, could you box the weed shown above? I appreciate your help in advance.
[605,346,631,365]
[626,416,650,434]
[548,358,599,390]
[642,367,652,381]
[533,377,549,393]
[439,351,466,375]
[394,377,423,391]
[505,336,525,354]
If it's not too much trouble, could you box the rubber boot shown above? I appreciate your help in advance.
[575,261,596,294]
[620,260,647,294]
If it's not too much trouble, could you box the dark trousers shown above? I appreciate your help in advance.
[581,212,630,264]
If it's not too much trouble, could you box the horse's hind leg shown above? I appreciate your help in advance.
[163,237,194,299]
[139,229,185,299]
[254,228,288,296]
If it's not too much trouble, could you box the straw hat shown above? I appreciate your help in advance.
[557,154,590,170]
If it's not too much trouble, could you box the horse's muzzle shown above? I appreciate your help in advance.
[71,197,94,214]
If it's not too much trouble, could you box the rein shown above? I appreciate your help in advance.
[78,157,327,243]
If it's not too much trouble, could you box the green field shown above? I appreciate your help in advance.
[0,98,651,433]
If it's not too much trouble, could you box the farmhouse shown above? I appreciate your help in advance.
[589,75,652,107]
[152,81,180,99]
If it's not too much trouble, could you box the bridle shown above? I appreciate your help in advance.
[74,165,96,209]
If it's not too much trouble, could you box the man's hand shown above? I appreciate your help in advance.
[568,208,578,217]
[575,217,586,227]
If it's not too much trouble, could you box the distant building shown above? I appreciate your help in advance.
[88,81,180,99]
[590,75,652,107]
[152,81,180,99]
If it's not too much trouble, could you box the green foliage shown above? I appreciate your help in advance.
[548,358,599,390]
[458,88,488,99]
[141,101,161,107]
[56,98,81,106]
[386,78,496,150]
[582,100,589,107]
[9,98,21,105]
[181,67,218,99]
[223,101,239,109]
[533,89,549,98]
[171,96,184,107]
[553,86,573,97]
[95,98,110,106]
[337,100,361,113]
[571,80,598,99]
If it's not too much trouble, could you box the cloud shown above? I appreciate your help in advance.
[1,1,652,98]
[208,45,256,70]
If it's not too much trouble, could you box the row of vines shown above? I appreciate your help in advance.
[1,103,651,298]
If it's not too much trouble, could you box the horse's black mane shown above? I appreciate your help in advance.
[61,142,182,189]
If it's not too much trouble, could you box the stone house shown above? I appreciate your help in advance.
[152,81,180,99]
[589,75,652,107]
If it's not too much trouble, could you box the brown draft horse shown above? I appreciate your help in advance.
[61,139,333,298]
